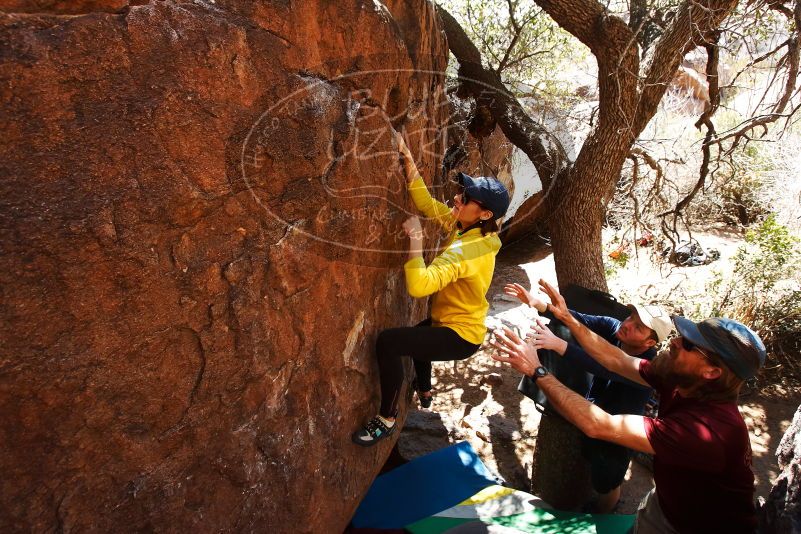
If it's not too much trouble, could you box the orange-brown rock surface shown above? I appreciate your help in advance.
[0,0,131,13]
[0,1,449,531]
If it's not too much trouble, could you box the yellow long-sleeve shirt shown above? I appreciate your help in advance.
[404,177,501,345]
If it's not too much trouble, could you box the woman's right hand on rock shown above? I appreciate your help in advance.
[402,215,424,242]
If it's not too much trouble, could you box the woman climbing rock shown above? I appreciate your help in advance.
[352,131,510,447]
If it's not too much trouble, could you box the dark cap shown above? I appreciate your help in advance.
[456,172,511,219]
[672,316,767,380]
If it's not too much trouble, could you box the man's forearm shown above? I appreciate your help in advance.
[536,374,609,438]
[537,374,654,454]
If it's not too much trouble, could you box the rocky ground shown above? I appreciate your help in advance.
[397,232,801,514]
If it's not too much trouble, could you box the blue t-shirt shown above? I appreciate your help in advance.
[562,310,656,416]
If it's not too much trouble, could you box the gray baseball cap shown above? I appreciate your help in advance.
[672,316,767,380]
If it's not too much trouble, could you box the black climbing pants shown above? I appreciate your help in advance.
[377,318,481,417]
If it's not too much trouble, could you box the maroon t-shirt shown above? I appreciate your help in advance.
[639,359,756,533]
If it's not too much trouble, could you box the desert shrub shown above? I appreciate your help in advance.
[687,109,777,228]
[603,238,631,279]
[703,215,801,383]
[702,142,775,227]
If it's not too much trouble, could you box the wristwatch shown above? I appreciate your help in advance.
[530,366,549,381]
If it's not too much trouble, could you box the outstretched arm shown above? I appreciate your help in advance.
[538,279,648,388]
[491,327,654,454]
[503,282,548,313]
[535,375,653,453]
[526,318,650,391]
[397,130,420,185]
[396,131,454,228]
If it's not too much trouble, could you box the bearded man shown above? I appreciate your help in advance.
[504,282,673,512]
[492,279,766,534]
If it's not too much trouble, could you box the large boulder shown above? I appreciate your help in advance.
[0,1,448,531]
[760,403,801,534]
[0,0,130,13]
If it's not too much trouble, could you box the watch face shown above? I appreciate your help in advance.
[535,366,548,378]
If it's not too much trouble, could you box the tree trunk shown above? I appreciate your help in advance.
[547,177,608,291]
[525,0,737,507]
[530,142,625,509]
[530,416,592,509]
[437,0,742,509]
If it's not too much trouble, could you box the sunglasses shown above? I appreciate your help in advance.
[680,337,712,360]
[456,185,484,207]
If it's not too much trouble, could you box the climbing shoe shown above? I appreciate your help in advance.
[351,415,396,447]
[418,391,433,409]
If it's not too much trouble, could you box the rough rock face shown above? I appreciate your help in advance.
[760,404,801,534]
[0,0,131,13]
[0,1,449,532]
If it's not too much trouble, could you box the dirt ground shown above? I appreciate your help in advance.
[397,233,801,515]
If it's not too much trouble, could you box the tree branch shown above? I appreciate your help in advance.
[630,147,665,184]
[526,0,609,54]
[660,37,722,247]
[502,48,557,72]
[774,0,801,114]
[709,0,800,155]
[767,0,795,18]
[496,0,525,73]
[727,37,792,91]
[436,3,569,190]
[635,0,738,133]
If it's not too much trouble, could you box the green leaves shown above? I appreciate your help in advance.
[733,214,799,295]
[439,0,582,97]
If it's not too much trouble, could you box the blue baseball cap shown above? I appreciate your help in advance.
[456,172,511,219]
[672,316,767,380]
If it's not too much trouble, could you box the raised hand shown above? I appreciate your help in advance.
[526,318,568,355]
[503,282,546,311]
[490,327,541,377]
[503,282,532,305]
[538,279,570,322]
